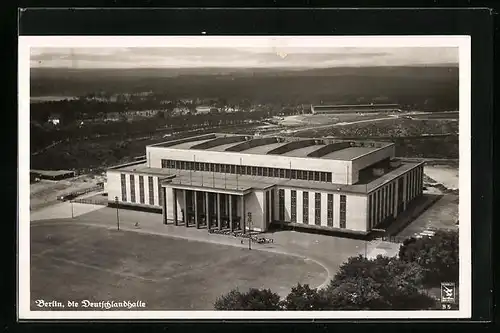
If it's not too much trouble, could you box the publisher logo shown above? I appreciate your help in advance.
[440,282,456,304]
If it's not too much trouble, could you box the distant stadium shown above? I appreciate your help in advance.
[310,104,401,114]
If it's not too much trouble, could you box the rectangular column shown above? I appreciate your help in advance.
[194,191,199,229]
[173,189,178,226]
[229,195,234,232]
[183,189,188,227]
[217,193,222,230]
[205,191,210,229]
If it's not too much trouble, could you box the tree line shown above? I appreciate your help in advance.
[214,230,458,311]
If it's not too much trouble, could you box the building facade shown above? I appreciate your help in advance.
[106,133,423,235]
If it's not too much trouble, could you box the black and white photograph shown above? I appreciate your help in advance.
[18,35,471,319]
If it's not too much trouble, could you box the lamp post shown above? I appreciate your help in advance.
[71,200,74,219]
[114,196,120,231]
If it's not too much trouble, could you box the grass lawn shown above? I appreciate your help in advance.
[31,223,327,310]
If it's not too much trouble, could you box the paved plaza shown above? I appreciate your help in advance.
[29,203,404,310]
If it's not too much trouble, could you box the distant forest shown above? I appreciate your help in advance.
[30,66,459,110]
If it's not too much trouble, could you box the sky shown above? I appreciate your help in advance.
[30,47,458,69]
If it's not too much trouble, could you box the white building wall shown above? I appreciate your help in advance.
[284,189,291,221]
[245,190,265,232]
[165,186,175,220]
[134,175,141,204]
[146,146,353,184]
[296,190,303,224]
[333,193,340,228]
[125,173,132,202]
[346,194,368,232]
[320,192,328,227]
[106,171,121,202]
[308,191,315,226]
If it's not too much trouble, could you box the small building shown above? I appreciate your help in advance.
[47,114,60,126]
[195,106,217,114]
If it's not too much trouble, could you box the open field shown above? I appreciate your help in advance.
[295,118,459,138]
[31,223,327,310]
[278,113,392,127]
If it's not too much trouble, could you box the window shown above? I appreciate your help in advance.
[181,161,186,170]
[320,172,326,182]
[215,164,220,172]
[161,159,167,168]
[148,176,154,205]
[315,193,321,225]
[278,189,285,221]
[257,167,263,176]
[251,166,257,176]
[382,187,386,219]
[121,174,127,202]
[303,191,309,224]
[268,168,273,177]
[158,181,163,208]
[279,169,285,178]
[285,169,291,179]
[175,160,181,169]
[209,163,214,172]
[274,168,279,178]
[270,189,275,221]
[398,177,404,204]
[369,194,373,228]
[139,176,145,204]
[266,191,270,222]
[327,194,333,226]
[297,170,303,179]
[326,173,332,182]
[291,170,297,179]
[130,175,136,203]
[230,165,236,174]
[246,166,251,175]
[291,190,297,222]
[339,195,346,228]
[314,172,320,181]
[263,168,268,176]
[308,171,314,181]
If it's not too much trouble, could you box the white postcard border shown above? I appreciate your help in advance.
[18,35,471,320]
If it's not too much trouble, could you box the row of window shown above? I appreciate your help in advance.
[161,159,333,183]
[120,174,157,206]
[284,190,344,228]
[368,166,423,229]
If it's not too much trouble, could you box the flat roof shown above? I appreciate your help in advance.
[167,138,216,150]
[322,147,377,161]
[110,161,422,194]
[281,145,326,157]
[241,142,285,155]
[207,142,245,152]
[109,163,175,178]
[149,133,393,162]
